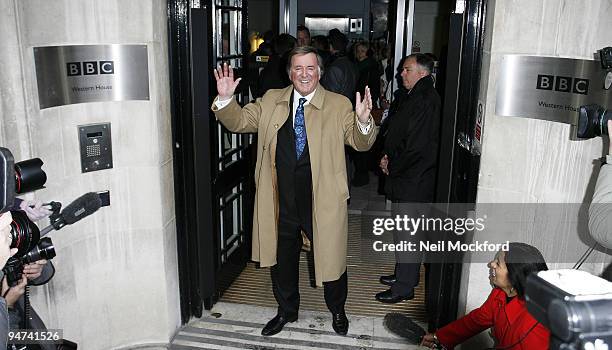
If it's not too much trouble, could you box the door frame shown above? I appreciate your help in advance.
[167,0,253,323]
[167,0,489,326]
[430,0,488,329]
[392,0,488,329]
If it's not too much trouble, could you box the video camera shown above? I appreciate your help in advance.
[526,270,612,350]
[1,147,108,286]
[577,104,609,139]
[1,147,46,214]
[575,47,612,139]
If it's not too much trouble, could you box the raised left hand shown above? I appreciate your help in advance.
[355,86,373,123]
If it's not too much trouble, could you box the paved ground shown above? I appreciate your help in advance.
[171,302,425,350]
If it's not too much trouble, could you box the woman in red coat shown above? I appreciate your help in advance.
[421,243,550,350]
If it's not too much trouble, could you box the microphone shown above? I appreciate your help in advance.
[61,192,102,225]
[39,192,102,236]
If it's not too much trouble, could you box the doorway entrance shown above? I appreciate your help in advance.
[168,0,255,322]
[168,0,489,331]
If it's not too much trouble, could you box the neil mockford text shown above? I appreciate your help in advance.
[370,214,510,254]
[372,240,510,253]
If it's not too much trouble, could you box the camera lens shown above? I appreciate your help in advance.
[14,158,46,194]
[599,47,612,69]
[9,210,41,258]
[577,104,609,139]
[22,237,56,264]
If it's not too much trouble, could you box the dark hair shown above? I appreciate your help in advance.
[311,35,329,51]
[262,30,275,43]
[297,25,310,38]
[406,53,435,74]
[328,28,348,53]
[504,242,548,298]
[274,33,297,56]
[286,46,324,76]
[258,42,273,56]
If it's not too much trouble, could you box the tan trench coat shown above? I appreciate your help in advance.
[212,84,378,286]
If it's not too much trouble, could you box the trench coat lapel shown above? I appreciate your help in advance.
[263,85,293,148]
[304,85,325,201]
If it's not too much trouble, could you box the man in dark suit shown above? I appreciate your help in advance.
[376,53,441,303]
[212,46,378,336]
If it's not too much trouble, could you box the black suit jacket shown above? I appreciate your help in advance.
[383,76,441,202]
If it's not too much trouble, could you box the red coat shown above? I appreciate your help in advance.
[436,288,550,350]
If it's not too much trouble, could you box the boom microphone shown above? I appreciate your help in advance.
[39,192,102,236]
[61,192,102,225]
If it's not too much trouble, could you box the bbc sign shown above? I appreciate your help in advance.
[496,55,612,124]
[67,61,114,76]
[536,75,589,95]
[34,44,149,109]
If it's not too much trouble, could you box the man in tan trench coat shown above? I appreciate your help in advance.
[212,46,378,336]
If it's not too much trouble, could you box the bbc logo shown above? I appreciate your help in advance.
[536,74,589,95]
[67,61,114,76]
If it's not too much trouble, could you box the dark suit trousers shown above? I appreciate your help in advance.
[271,223,347,317]
[390,203,427,297]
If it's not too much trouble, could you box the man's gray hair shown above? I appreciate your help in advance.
[286,46,325,76]
[406,53,434,74]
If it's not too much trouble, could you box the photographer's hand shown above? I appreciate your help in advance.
[23,260,47,280]
[1,275,27,308]
[19,199,51,222]
[0,212,18,269]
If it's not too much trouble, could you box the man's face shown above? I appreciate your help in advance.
[297,30,310,47]
[400,57,427,90]
[356,45,368,61]
[289,53,320,96]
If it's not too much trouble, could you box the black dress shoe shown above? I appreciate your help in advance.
[261,314,298,336]
[375,289,414,303]
[332,311,349,335]
[379,274,397,286]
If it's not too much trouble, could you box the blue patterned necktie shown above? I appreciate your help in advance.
[294,97,307,159]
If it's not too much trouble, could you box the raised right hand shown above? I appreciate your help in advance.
[213,62,242,100]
